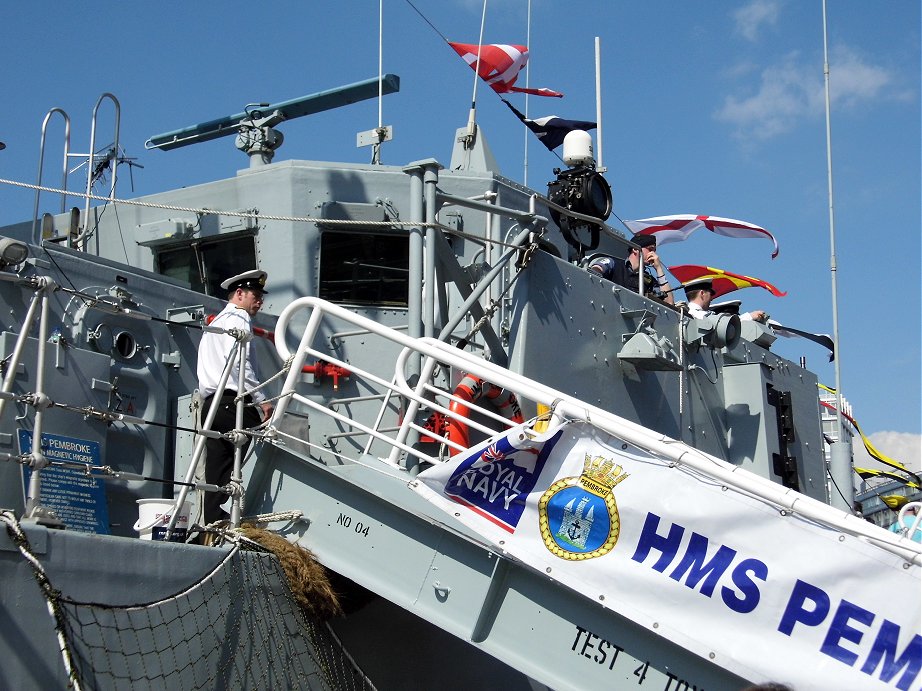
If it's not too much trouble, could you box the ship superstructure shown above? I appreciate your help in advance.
[0,79,917,691]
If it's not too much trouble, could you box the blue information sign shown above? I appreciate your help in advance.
[19,430,110,534]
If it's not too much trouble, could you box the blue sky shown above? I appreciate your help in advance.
[1,2,919,466]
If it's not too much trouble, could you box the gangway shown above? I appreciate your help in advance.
[241,297,921,691]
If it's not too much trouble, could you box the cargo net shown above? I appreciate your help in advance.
[1,510,374,691]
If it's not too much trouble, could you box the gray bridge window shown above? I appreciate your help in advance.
[319,231,408,307]
[156,235,258,297]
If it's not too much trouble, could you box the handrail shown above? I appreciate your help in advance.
[0,270,257,535]
[20,280,55,518]
[32,108,71,245]
[73,93,121,250]
[269,296,922,565]
[896,501,922,538]
[167,325,252,537]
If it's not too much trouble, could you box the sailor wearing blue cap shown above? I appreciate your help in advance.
[196,269,272,526]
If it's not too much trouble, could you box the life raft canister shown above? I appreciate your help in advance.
[444,374,524,456]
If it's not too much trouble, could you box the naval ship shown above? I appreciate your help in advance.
[0,76,919,691]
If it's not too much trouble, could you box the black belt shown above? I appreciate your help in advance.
[206,390,253,402]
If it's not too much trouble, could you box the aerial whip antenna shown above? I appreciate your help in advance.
[595,36,605,173]
[522,0,532,185]
[462,0,490,150]
[358,0,394,163]
[822,0,852,511]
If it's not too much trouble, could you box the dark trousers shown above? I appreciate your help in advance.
[203,391,262,525]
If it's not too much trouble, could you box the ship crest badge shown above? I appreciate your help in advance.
[538,453,629,560]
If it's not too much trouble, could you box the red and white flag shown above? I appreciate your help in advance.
[625,214,779,258]
[449,42,563,98]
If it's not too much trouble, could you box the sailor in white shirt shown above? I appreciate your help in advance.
[196,269,273,524]
[682,279,767,322]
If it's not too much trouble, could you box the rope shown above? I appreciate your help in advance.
[245,510,304,524]
[1,177,433,227]
[237,354,296,403]
[2,176,544,252]
[195,512,305,547]
[0,510,84,691]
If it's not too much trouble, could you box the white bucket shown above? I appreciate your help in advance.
[134,498,192,542]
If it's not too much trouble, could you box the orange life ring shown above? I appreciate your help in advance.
[446,374,524,456]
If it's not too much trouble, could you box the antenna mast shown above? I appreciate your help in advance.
[359,0,394,163]
[595,36,605,172]
[459,0,490,162]
[522,0,532,185]
[822,0,852,511]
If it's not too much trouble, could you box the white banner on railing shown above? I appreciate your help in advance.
[413,421,921,690]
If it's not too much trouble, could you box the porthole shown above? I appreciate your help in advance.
[113,330,138,359]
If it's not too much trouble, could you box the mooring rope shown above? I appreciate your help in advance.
[0,509,84,691]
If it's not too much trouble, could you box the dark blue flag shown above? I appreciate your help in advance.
[501,98,596,152]
[767,320,836,361]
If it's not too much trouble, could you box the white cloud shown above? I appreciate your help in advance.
[852,431,922,475]
[827,47,892,107]
[715,46,896,140]
[734,0,781,42]
[723,61,760,80]
[716,52,818,140]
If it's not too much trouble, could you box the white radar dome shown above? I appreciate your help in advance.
[562,130,594,167]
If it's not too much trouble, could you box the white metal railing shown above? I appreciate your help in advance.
[270,297,922,566]
[895,501,922,539]
[271,297,522,469]
[0,266,260,537]
[0,273,58,518]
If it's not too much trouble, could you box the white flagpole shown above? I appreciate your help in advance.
[372,0,384,164]
[595,36,604,172]
[523,0,532,185]
[466,0,489,141]
[822,0,852,511]
[378,0,384,130]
